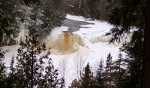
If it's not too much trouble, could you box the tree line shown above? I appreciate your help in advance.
[69,53,131,88]
[65,0,121,20]
[0,38,139,88]
[0,35,65,88]
[0,0,65,46]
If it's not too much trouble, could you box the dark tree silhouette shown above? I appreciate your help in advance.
[79,64,95,88]
[0,0,18,46]
[0,49,6,88]
[95,60,105,88]
[107,0,144,88]
[105,53,113,88]
[69,64,96,88]
[5,35,64,88]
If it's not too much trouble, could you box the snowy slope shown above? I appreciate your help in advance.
[2,14,126,88]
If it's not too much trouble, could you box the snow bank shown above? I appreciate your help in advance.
[66,14,87,21]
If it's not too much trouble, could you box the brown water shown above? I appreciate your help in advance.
[63,32,74,51]
[46,31,84,54]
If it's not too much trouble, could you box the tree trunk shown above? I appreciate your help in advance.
[144,0,150,88]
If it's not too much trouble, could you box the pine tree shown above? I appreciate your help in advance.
[69,79,80,88]
[11,35,64,88]
[69,64,96,88]
[110,53,128,88]
[108,0,144,88]
[79,64,96,88]
[0,49,6,88]
[105,53,113,88]
[38,53,65,88]
[95,60,105,88]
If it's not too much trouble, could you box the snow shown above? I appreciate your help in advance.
[1,45,19,73]
[2,14,127,88]
[15,23,29,44]
[44,14,123,87]
[66,14,87,21]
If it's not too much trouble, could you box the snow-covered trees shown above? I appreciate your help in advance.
[17,0,66,41]
[0,0,66,46]
[65,0,120,20]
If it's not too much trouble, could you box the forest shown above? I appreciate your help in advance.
[0,0,147,88]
